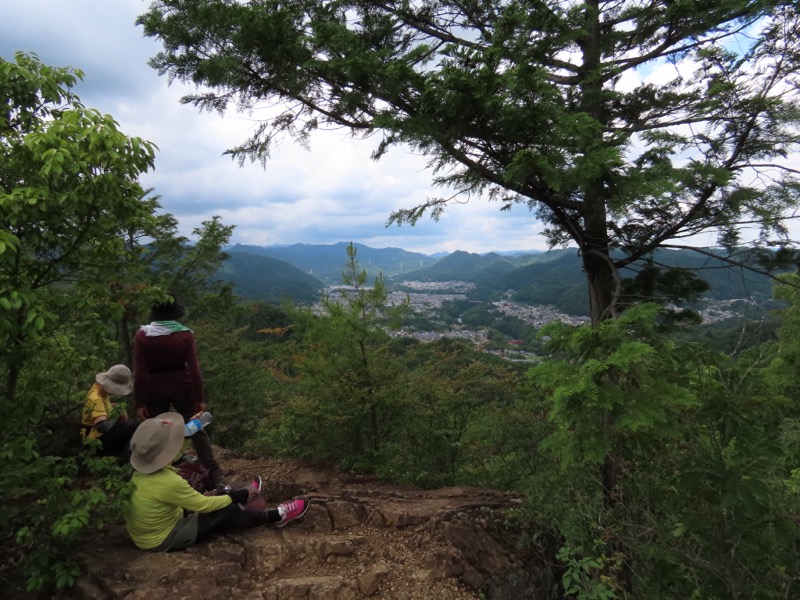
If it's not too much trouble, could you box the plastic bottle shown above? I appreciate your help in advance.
[184,411,213,437]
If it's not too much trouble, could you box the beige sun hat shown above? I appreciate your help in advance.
[130,412,185,474]
[96,364,133,396]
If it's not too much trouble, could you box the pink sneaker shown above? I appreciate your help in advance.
[275,496,310,528]
[251,476,262,493]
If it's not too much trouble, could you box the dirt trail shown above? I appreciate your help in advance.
[50,448,559,600]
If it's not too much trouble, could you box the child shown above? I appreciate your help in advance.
[80,364,139,458]
[124,412,310,551]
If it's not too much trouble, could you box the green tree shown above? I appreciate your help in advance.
[142,214,234,309]
[525,305,800,598]
[138,0,800,324]
[0,51,161,591]
[264,244,409,469]
[179,294,292,452]
[1,51,158,405]
[111,196,236,365]
[0,51,236,593]
[387,339,526,487]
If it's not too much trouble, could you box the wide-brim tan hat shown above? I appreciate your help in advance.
[96,364,133,396]
[130,412,185,474]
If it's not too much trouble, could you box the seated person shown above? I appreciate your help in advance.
[80,364,139,457]
[123,412,310,552]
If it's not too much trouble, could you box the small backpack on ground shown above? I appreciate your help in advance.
[223,479,268,511]
[175,459,267,510]
[175,459,213,493]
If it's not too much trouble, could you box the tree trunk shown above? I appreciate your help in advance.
[2,309,27,406]
[577,5,631,591]
[120,313,133,368]
[578,0,618,327]
[582,242,618,326]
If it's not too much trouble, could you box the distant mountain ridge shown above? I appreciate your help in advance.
[227,242,439,283]
[220,243,782,314]
[392,250,518,284]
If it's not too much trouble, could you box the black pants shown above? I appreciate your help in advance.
[145,391,221,484]
[98,420,139,458]
[157,504,279,551]
[195,504,275,543]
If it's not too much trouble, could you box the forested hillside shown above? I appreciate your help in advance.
[222,244,784,316]
[392,250,518,284]
[218,251,324,304]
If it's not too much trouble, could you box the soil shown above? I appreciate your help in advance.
[16,447,562,600]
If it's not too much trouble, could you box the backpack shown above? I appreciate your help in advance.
[175,459,213,493]
[175,459,267,510]
[236,483,267,511]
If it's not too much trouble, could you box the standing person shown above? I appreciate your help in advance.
[133,295,223,486]
[80,364,139,458]
[124,412,310,552]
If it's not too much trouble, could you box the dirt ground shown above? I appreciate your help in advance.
[7,447,560,600]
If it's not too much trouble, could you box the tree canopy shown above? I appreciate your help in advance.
[0,51,159,403]
[0,51,235,591]
[138,0,800,323]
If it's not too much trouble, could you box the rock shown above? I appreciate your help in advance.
[318,537,362,559]
[61,579,106,600]
[438,520,517,577]
[264,576,356,600]
[53,452,559,600]
[419,549,465,581]
[357,571,380,596]
[365,509,386,528]
[326,500,364,529]
[302,503,334,533]
[207,540,247,564]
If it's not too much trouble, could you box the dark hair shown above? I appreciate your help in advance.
[149,295,185,321]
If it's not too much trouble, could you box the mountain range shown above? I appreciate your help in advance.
[227,243,441,282]
[218,243,779,314]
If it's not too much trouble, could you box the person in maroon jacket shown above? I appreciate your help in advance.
[133,295,223,486]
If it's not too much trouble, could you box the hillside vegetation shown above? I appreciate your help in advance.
[219,251,324,304]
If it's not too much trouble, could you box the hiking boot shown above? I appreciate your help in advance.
[275,496,310,528]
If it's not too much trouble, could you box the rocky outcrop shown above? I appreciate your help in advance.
[55,453,561,600]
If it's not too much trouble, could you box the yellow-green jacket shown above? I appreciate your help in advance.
[124,466,231,550]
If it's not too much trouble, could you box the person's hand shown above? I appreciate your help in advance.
[203,486,224,497]
[225,488,250,505]
[136,406,149,420]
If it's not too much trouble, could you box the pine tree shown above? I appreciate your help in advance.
[138,0,800,323]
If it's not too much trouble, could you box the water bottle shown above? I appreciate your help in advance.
[184,411,213,437]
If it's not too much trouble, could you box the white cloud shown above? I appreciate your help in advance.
[1,0,554,254]
[3,1,798,254]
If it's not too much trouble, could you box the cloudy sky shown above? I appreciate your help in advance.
[3,2,795,256]
[0,0,557,255]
